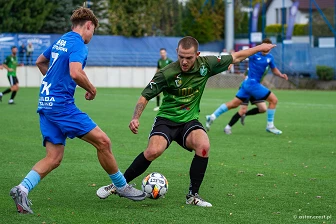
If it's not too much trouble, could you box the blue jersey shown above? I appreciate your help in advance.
[37,31,87,112]
[247,52,275,83]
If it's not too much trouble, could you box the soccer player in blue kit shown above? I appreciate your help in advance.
[9,7,146,214]
[206,38,288,134]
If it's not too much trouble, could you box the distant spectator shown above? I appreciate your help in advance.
[18,43,26,65]
[26,43,34,65]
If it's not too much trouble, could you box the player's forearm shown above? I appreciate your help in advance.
[72,70,96,95]
[36,62,49,76]
[232,44,275,63]
[2,64,10,71]
[36,54,50,76]
[132,96,148,120]
[272,68,284,78]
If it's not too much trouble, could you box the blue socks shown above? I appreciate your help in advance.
[213,104,228,118]
[267,109,275,127]
[109,170,127,188]
[20,170,41,193]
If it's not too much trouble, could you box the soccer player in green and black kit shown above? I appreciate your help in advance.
[96,36,276,207]
[153,48,173,111]
[0,46,19,104]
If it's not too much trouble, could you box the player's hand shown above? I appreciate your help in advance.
[85,91,96,100]
[259,43,276,52]
[228,64,233,71]
[129,119,140,134]
[8,68,13,72]
[282,73,288,80]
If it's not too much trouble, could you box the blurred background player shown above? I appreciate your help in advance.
[153,48,173,111]
[223,67,269,134]
[96,36,277,207]
[205,38,288,135]
[9,6,146,215]
[0,46,19,104]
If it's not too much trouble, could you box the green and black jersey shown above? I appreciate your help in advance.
[157,58,173,70]
[4,55,18,77]
[142,55,233,123]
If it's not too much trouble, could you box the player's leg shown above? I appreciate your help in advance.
[240,98,267,125]
[224,104,248,134]
[205,97,243,131]
[96,117,170,199]
[9,78,19,104]
[182,125,212,207]
[265,92,282,134]
[10,114,66,214]
[81,125,146,201]
[0,76,14,102]
[248,83,282,134]
[154,94,160,111]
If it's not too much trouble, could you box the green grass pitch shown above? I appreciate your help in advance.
[0,87,335,224]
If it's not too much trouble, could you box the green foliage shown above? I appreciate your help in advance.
[312,8,335,37]
[39,0,74,34]
[108,0,181,37]
[293,24,308,36]
[0,0,53,33]
[181,0,224,43]
[265,24,286,34]
[316,65,335,81]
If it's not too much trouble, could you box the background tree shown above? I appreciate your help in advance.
[40,0,75,34]
[181,0,224,43]
[0,0,52,33]
[312,8,335,37]
[108,0,182,37]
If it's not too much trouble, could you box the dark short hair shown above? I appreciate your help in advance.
[160,48,166,51]
[11,46,17,49]
[178,36,199,52]
[262,38,272,44]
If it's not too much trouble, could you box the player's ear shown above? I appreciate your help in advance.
[196,51,200,56]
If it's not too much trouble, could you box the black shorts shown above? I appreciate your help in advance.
[149,117,206,152]
[8,76,19,86]
[241,96,265,106]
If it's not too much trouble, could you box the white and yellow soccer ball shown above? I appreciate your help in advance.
[142,172,168,199]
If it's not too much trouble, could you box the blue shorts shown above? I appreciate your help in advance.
[236,79,271,102]
[39,107,97,146]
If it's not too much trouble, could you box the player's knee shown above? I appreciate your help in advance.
[195,143,210,157]
[97,135,111,151]
[144,148,163,161]
[48,157,63,169]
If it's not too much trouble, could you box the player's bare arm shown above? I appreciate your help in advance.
[69,62,96,99]
[231,43,276,63]
[36,54,50,76]
[2,64,13,72]
[129,96,149,134]
[271,67,288,80]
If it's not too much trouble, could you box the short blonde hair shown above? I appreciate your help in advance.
[70,7,99,29]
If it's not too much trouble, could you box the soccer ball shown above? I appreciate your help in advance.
[142,172,168,199]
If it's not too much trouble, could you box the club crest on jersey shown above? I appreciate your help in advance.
[267,58,271,63]
[200,64,207,76]
[149,80,156,89]
[175,74,182,87]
